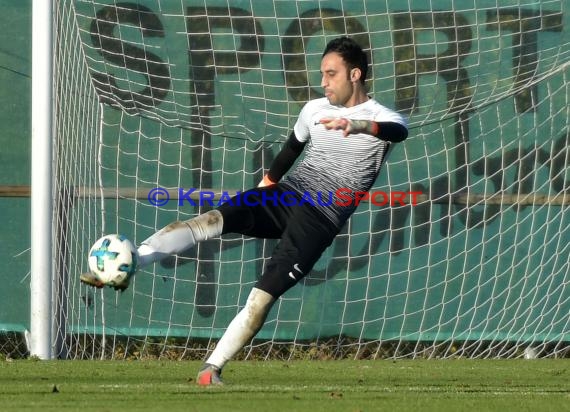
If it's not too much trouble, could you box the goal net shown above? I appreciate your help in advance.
[44,0,570,359]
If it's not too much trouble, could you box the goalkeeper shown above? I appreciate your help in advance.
[96,36,408,384]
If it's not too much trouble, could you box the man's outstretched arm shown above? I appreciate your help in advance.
[320,118,408,142]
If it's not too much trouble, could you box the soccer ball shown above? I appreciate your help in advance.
[87,234,138,288]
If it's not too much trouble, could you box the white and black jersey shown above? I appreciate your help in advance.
[282,97,408,229]
[218,97,407,297]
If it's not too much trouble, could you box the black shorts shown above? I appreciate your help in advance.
[217,185,340,298]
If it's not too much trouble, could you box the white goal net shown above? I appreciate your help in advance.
[44,0,570,359]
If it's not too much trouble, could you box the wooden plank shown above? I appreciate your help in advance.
[1,185,568,205]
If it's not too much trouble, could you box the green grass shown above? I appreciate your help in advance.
[1,359,568,411]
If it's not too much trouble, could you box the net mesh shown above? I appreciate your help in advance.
[37,0,570,359]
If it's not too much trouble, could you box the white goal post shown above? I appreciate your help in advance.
[29,0,569,360]
[30,0,54,360]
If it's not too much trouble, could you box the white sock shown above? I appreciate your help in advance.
[206,288,275,369]
[137,210,223,268]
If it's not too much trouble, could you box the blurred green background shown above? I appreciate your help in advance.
[0,1,31,331]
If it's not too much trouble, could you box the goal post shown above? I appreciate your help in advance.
[30,0,570,360]
[30,0,54,360]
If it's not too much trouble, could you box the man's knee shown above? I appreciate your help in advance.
[255,259,301,299]
[217,203,255,234]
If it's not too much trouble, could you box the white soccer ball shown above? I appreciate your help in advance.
[88,234,138,287]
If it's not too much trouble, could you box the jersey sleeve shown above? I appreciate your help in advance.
[292,102,313,143]
[373,105,408,128]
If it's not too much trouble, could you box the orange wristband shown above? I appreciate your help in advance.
[370,121,380,136]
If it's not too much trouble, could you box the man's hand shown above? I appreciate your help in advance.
[257,174,276,188]
[319,118,374,137]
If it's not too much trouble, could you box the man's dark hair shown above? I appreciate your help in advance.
[322,36,368,84]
